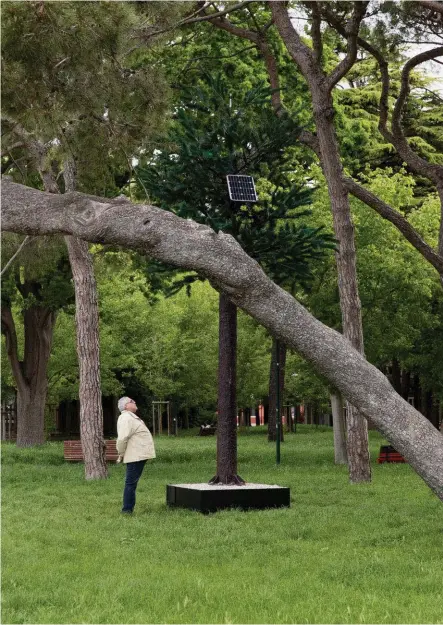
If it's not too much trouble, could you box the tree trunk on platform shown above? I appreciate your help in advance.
[210,293,244,484]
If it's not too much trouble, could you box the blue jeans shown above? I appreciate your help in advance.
[122,460,147,513]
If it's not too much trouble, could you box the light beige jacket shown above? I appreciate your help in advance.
[116,410,156,463]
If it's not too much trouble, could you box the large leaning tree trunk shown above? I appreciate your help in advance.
[2,179,443,501]
[63,160,107,480]
[1,296,56,447]
[268,338,286,442]
[210,293,244,484]
[269,1,371,484]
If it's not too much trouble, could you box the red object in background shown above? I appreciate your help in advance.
[377,445,406,463]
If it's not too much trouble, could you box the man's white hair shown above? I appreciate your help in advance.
[118,396,131,412]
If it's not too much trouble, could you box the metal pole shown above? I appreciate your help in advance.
[276,338,281,465]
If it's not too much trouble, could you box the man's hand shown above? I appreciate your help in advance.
[116,455,123,464]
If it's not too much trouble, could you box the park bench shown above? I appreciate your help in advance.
[376,445,406,464]
[198,425,216,436]
[64,439,119,462]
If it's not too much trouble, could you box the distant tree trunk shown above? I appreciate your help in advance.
[63,159,107,480]
[210,292,244,484]
[331,392,348,465]
[425,390,439,429]
[401,369,411,401]
[413,374,421,409]
[391,358,401,394]
[268,338,286,442]
[1,300,56,447]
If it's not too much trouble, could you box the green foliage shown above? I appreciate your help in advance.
[284,351,331,409]
[137,75,335,289]
[1,1,183,194]
[236,313,271,407]
[285,164,443,402]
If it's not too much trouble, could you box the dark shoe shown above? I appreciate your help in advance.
[121,510,133,515]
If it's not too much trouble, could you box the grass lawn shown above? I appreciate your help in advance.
[1,426,442,624]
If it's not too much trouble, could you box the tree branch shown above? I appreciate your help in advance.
[178,1,255,26]
[256,36,283,114]
[202,13,258,42]
[393,46,443,139]
[306,1,323,65]
[319,8,443,188]
[1,120,60,193]
[378,45,443,187]
[298,129,321,157]
[269,1,321,83]
[139,1,255,41]
[343,177,443,276]
[326,2,369,92]
[1,236,34,277]
[1,142,25,157]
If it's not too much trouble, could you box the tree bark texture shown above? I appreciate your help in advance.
[269,2,371,483]
[1,302,56,446]
[311,88,371,483]
[331,393,348,465]
[64,235,107,479]
[268,338,286,442]
[63,159,107,480]
[210,293,244,484]
[3,178,443,500]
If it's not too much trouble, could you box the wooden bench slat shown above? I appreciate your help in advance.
[64,440,118,462]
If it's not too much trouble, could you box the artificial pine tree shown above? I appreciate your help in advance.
[138,76,334,483]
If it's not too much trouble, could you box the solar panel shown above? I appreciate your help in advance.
[226,175,258,203]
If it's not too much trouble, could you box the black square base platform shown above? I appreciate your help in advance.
[166,483,290,513]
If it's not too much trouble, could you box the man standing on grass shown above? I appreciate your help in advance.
[116,397,156,514]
